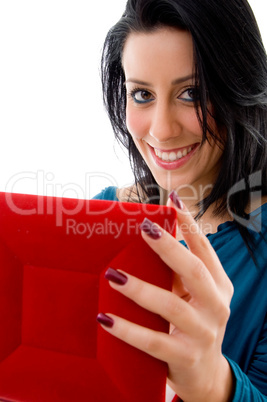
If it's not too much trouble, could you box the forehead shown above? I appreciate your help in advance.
[122,27,194,80]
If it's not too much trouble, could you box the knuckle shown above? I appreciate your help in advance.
[143,332,160,354]
[191,258,208,281]
[164,293,182,317]
[213,299,231,326]
[221,276,234,303]
[220,303,231,323]
[227,280,234,300]
[202,326,217,345]
[195,322,219,349]
[182,345,201,368]
[189,233,209,254]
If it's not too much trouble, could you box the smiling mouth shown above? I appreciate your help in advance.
[153,144,198,162]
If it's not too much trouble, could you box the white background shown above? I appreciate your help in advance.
[0,0,266,199]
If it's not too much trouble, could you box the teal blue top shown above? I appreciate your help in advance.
[93,186,267,400]
[93,186,119,201]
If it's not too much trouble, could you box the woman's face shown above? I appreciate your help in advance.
[122,28,223,194]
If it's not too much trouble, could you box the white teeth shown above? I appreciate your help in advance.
[169,152,177,161]
[154,146,194,162]
[162,152,169,161]
[155,149,162,158]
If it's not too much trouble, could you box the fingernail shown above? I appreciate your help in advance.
[139,218,162,239]
[169,190,183,209]
[96,313,114,328]
[104,268,128,285]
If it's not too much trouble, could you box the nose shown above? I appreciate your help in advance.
[149,101,181,143]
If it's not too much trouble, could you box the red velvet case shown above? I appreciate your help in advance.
[0,192,176,402]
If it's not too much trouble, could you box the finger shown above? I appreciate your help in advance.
[167,193,221,274]
[97,313,185,365]
[106,269,201,333]
[167,193,233,298]
[139,221,219,306]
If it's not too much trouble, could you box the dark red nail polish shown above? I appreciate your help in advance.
[105,268,128,285]
[139,218,162,239]
[96,313,114,328]
[169,190,183,209]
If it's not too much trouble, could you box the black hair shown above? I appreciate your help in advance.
[101,0,267,250]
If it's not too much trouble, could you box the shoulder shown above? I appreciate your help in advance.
[92,185,143,202]
[92,186,118,201]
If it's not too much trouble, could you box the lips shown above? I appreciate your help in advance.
[149,143,199,170]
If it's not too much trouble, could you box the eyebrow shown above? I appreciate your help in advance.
[125,74,194,86]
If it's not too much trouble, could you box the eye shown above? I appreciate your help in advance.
[179,87,200,102]
[130,88,154,104]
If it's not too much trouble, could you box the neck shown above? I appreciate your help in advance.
[160,184,212,213]
[160,185,232,236]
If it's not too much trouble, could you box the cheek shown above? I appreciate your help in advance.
[184,110,203,138]
[205,105,224,138]
[126,107,149,140]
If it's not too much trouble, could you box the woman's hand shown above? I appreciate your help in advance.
[97,191,234,402]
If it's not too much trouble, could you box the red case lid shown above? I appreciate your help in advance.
[0,193,176,402]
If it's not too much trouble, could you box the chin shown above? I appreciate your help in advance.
[152,177,178,194]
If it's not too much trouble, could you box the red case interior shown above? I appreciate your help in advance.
[0,192,176,402]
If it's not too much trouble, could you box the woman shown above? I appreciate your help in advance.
[95,0,267,400]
